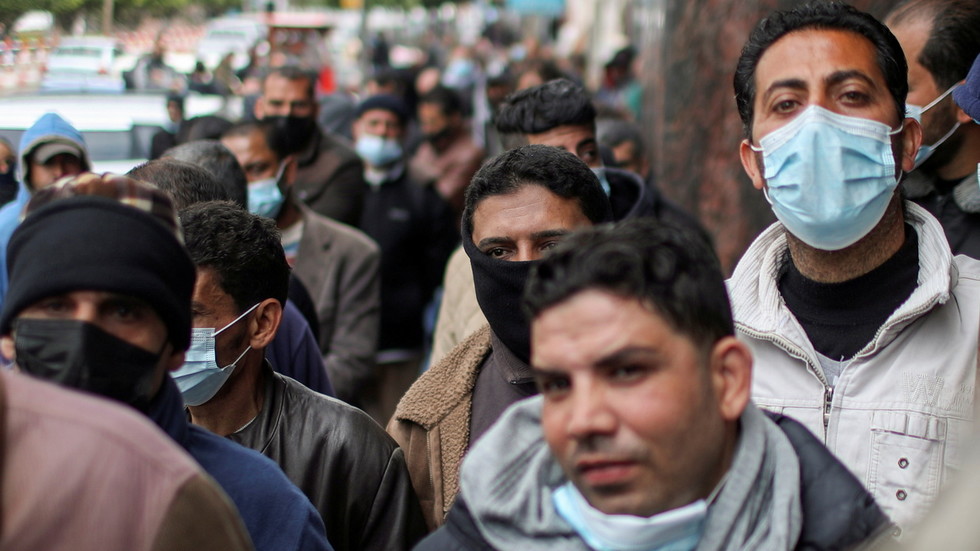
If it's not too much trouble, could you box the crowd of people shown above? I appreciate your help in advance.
[2,0,980,549]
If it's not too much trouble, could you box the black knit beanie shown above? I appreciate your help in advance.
[0,196,196,351]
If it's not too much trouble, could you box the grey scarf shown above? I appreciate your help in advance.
[696,404,802,551]
[460,397,802,551]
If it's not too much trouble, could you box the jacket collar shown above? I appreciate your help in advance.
[903,169,980,214]
[229,361,284,454]
[728,201,956,360]
[393,325,492,429]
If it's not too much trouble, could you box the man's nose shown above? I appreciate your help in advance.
[565,381,617,440]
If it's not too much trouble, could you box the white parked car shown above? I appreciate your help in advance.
[0,93,243,174]
[41,36,131,93]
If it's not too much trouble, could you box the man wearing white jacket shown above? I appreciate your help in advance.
[730,2,980,533]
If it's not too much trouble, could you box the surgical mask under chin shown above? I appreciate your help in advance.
[355,134,403,168]
[248,162,287,219]
[906,83,962,168]
[751,105,902,251]
[553,482,706,551]
[171,303,259,406]
[592,166,612,196]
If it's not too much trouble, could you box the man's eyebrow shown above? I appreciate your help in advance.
[761,78,807,104]
[825,69,875,89]
[576,137,597,149]
[530,229,573,241]
[593,346,661,369]
[477,236,513,249]
[191,300,214,315]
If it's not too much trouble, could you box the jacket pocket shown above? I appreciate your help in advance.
[867,411,945,528]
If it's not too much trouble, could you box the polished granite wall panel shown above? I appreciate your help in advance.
[635,0,899,271]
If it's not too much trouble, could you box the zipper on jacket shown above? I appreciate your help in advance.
[823,385,834,430]
[737,324,833,439]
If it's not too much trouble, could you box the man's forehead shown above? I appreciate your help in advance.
[754,28,883,94]
[262,75,310,99]
[527,124,596,147]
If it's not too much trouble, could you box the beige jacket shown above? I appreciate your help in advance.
[430,245,486,366]
[387,325,492,530]
[729,202,980,531]
[292,203,381,404]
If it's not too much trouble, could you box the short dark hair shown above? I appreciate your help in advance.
[886,0,980,90]
[734,2,908,138]
[263,65,316,102]
[524,218,733,351]
[462,144,611,237]
[162,140,248,209]
[180,201,290,312]
[494,78,597,142]
[419,85,464,116]
[222,120,290,162]
[128,159,232,211]
[598,119,645,154]
[186,115,233,142]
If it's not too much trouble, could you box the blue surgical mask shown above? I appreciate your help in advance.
[553,482,706,551]
[171,303,259,406]
[355,134,403,167]
[750,105,902,251]
[906,83,962,168]
[592,166,612,196]
[247,162,287,219]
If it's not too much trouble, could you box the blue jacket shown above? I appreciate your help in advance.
[149,377,332,551]
[17,112,90,186]
[0,114,91,309]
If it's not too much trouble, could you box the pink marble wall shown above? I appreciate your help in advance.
[632,0,897,272]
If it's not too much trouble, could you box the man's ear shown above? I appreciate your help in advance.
[899,117,923,173]
[739,139,766,191]
[248,298,282,350]
[708,336,752,422]
[1,334,15,362]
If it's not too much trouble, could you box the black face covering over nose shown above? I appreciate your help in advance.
[463,234,536,364]
[265,115,317,155]
[14,318,162,412]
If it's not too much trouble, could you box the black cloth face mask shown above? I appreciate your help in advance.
[463,234,536,364]
[265,115,317,155]
[14,318,163,412]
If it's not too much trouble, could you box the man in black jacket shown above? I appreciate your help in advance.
[178,201,426,551]
[418,219,889,551]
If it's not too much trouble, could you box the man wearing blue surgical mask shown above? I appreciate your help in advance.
[885,0,980,258]
[221,121,381,411]
[178,201,426,551]
[731,3,980,533]
[351,94,458,424]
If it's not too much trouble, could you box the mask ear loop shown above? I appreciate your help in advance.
[889,122,908,185]
[213,302,261,337]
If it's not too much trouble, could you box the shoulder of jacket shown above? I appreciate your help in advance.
[393,325,492,428]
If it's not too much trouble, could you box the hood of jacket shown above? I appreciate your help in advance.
[606,166,656,221]
[18,113,90,187]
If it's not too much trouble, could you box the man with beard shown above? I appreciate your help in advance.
[885,0,980,257]
[254,66,366,226]
[730,2,980,531]
[409,85,485,214]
